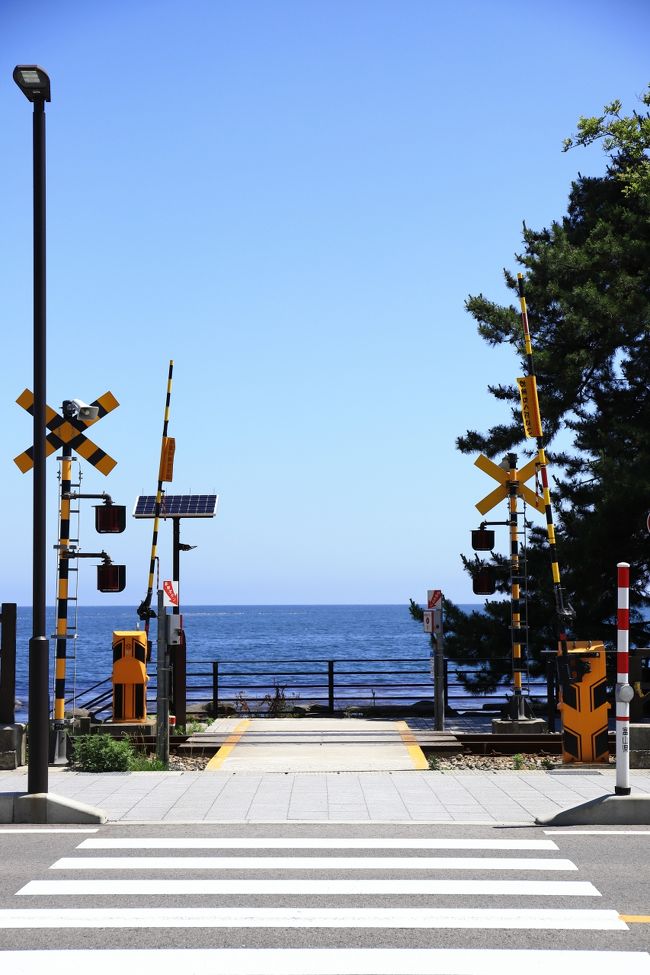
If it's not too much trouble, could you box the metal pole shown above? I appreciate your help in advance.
[52,443,72,764]
[546,656,556,733]
[433,605,445,732]
[28,95,48,795]
[156,589,169,766]
[615,562,632,795]
[170,517,186,726]
[212,661,219,718]
[172,519,180,615]
[328,661,334,715]
[0,604,17,724]
[508,453,524,719]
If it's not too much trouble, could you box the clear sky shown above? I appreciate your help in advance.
[1,0,647,608]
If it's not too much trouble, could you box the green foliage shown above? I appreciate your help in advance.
[172,721,208,736]
[128,754,168,771]
[512,753,525,770]
[453,85,650,682]
[72,734,134,772]
[72,734,168,772]
[562,87,650,197]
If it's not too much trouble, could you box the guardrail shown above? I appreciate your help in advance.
[65,655,556,724]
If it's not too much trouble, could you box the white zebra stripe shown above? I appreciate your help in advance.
[0,907,626,930]
[78,837,558,851]
[17,878,600,897]
[1,949,648,975]
[50,855,577,872]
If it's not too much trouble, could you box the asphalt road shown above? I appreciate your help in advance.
[0,823,648,972]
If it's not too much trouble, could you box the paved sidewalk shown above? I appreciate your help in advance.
[2,765,650,824]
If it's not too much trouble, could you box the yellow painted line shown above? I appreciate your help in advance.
[620,915,650,923]
[205,720,251,771]
[397,721,429,770]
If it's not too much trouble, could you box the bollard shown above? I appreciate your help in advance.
[615,562,633,795]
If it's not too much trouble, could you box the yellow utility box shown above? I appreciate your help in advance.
[112,630,148,723]
[557,640,609,763]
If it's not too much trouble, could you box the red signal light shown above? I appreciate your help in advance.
[95,504,126,534]
[97,563,127,593]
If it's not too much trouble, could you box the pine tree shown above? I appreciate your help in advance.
[438,87,650,687]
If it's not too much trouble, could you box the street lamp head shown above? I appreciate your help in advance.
[13,65,51,103]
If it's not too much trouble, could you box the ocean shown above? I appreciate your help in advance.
[9,603,487,720]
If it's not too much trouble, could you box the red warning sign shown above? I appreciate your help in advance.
[163,580,179,607]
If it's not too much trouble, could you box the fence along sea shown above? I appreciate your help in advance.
[11,603,489,721]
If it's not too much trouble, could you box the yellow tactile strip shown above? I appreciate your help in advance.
[396,721,429,770]
[204,719,252,771]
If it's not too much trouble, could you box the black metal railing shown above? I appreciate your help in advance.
[66,654,556,723]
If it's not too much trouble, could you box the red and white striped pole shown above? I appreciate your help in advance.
[615,562,633,795]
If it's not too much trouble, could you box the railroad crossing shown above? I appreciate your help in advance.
[14,388,119,475]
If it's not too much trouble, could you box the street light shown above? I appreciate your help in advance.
[12,66,51,103]
[14,64,51,795]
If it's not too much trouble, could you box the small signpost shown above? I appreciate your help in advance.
[424,589,445,731]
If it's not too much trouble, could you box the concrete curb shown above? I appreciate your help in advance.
[0,792,107,824]
[536,792,650,826]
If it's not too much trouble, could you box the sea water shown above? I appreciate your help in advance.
[10,603,484,719]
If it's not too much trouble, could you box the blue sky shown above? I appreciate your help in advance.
[1,0,648,607]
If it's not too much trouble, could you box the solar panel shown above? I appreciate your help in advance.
[133,494,218,519]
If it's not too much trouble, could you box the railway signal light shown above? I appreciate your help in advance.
[95,504,126,534]
[97,563,127,593]
[473,565,496,596]
[471,528,495,551]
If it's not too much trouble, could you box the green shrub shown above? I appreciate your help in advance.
[72,734,170,772]
[72,734,135,772]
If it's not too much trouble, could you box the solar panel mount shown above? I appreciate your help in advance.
[133,494,218,519]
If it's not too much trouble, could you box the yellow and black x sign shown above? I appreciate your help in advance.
[474,454,545,516]
[14,388,119,476]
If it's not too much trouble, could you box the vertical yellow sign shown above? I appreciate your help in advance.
[517,376,543,438]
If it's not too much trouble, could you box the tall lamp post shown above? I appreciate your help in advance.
[13,65,51,795]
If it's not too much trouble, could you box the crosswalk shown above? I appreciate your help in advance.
[1,831,649,973]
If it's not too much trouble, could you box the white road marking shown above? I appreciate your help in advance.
[0,828,99,834]
[2,949,649,975]
[17,878,600,897]
[0,907,626,929]
[50,855,577,871]
[1,950,649,975]
[544,830,650,835]
[79,837,559,851]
